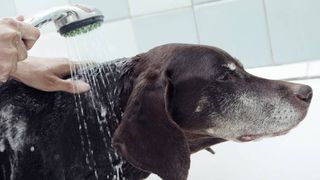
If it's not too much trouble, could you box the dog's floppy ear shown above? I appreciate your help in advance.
[113,69,190,180]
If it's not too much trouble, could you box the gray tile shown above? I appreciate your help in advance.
[195,0,273,68]
[265,0,320,64]
[193,0,221,5]
[0,0,17,17]
[69,0,129,22]
[132,8,198,52]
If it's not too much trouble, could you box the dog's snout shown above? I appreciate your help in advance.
[294,85,313,104]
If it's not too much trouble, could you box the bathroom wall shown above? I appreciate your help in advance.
[0,0,319,68]
[0,0,319,180]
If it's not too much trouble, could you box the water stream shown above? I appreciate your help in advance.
[65,28,125,180]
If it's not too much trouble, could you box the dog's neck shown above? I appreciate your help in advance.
[95,57,226,153]
[64,57,150,179]
[72,57,136,120]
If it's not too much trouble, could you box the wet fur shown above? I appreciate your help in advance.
[0,58,149,180]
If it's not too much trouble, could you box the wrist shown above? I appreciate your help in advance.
[11,61,29,81]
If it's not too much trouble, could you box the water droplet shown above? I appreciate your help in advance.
[54,154,60,160]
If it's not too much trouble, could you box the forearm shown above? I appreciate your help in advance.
[11,56,71,81]
[9,56,89,93]
[10,59,29,81]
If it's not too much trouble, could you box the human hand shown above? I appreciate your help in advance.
[0,16,40,82]
[11,57,90,94]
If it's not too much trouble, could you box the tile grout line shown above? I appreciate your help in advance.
[124,5,192,20]
[194,0,222,6]
[305,61,310,77]
[281,75,320,82]
[126,0,140,53]
[191,0,201,44]
[13,0,18,16]
[262,0,276,65]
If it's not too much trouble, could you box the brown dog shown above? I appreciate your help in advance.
[0,44,312,180]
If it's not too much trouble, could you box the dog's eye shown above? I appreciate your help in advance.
[217,72,235,82]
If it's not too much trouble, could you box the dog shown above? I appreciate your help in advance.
[0,44,313,180]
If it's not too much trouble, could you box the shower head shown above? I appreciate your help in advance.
[26,5,104,37]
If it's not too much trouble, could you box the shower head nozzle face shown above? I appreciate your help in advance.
[59,16,104,37]
[55,5,105,37]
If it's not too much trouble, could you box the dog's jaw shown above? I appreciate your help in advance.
[236,129,291,142]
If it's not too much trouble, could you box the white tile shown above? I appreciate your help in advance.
[69,0,129,21]
[195,0,273,68]
[132,8,198,52]
[29,32,68,57]
[307,60,320,77]
[129,0,191,16]
[93,20,138,60]
[246,62,308,80]
[14,0,68,17]
[265,0,320,64]
[0,0,17,17]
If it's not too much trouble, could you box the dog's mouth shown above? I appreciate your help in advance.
[236,106,310,143]
[237,129,291,142]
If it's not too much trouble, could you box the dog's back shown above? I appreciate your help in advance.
[0,58,148,180]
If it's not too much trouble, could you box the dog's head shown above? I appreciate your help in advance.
[113,44,312,180]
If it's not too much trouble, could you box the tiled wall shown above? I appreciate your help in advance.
[0,0,319,68]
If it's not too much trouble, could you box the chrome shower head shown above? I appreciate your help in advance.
[26,5,104,37]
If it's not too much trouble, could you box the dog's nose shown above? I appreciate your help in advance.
[294,85,313,104]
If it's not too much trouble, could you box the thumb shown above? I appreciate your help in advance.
[56,78,90,94]
[16,15,24,21]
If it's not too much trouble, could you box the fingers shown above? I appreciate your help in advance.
[15,32,28,61]
[10,55,18,74]
[0,31,27,81]
[55,78,90,94]
[17,21,40,49]
[1,18,40,50]
[51,58,82,77]
[0,48,18,82]
[10,57,91,93]
[53,58,73,76]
